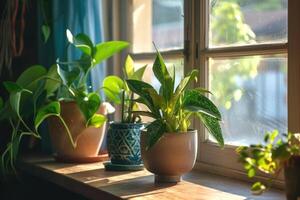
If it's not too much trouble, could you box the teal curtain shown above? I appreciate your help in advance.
[39,0,105,91]
[38,0,105,153]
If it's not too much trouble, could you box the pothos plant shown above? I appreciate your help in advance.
[102,55,146,123]
[0,29,129,177]
[236,130,300,195]
[126,49,224,150]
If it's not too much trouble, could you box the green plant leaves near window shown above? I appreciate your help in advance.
[126,49,224,149]
[236,130,300,195]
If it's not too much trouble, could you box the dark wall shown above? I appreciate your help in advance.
[0,0,39,152]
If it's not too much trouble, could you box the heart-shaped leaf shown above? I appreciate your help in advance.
[66,29,94,56]
[86,114,106,128]
[103,76,124,104]
[44,65,61,96]
[16,65,47,91]
[251,182,266,195]
[3,82,32,117]
[76,92,101,121]
[73,33,94,56]
[56,61,81,86]
[42,25,51,43]
[35,101,60,131]
[93,41,129,65]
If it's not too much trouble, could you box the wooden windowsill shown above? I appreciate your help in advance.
[18,154,285,200]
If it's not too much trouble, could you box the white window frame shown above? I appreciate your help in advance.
[119,0,300,187]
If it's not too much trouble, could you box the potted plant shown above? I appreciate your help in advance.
[237,130,300,200]
[126,50,224,183]
[0,29,129,174]
[0,64,61,176]
[103,55,147,171]
[35,30,129,162]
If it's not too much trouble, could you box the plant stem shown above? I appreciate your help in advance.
[121,90,125,123]
[19,117,41,139]
[57,115,76,148]
[127,91,134,123]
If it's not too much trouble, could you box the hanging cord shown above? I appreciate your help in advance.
[0,0,26,77]
[11,0,26,56]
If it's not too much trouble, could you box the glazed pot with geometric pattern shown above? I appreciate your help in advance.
[107,123,144,167]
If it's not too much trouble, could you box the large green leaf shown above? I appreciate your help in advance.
[93,41,129,65]
[86,114,106,128]
[126,79,159,116]
[42,25,50,43]
[44,64,61,96]
[76,92,101,121]
[56,61,81,86]
[152,52,174,101]
[183,89,221,120]
[66,29,94,56]
[124,55,146,80]
[133,65,147,80]
[16,65,47,91]
[3,81,23,93]
[145,88,163,109]
[146,119,166,150]
[3,82,32,117]
[103,76,124,104]
[35,101,60,131]
[197,113,224,147]
[173,70,198,101]
[124,55,134,78]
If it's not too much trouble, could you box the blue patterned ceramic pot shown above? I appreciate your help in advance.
[107,123,144,165]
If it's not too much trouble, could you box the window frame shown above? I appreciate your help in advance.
[121,0,300,186]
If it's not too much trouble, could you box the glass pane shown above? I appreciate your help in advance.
[132,0,184,53]
[209,0,288,47]
[209,55,287,145]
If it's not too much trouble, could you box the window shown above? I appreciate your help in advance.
[127,0,185,92]
[196,0,290,175]
[124,0,300,180]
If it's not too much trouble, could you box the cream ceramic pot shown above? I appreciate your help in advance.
[48,101,109,161]
[141,130,198,183]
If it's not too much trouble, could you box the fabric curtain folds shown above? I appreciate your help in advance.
[38,0,106,153]
[38,0,106,93]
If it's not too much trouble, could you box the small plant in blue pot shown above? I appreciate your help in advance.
[103,55,147,171]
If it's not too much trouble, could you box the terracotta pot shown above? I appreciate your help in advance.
[48,101,108,161]
[284,156,300,200]
[107,123,144,165]
[141,130,198,183]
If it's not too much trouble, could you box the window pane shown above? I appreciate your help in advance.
[209,55,287,145]
[132,0,184,53]
[209,0,287,47]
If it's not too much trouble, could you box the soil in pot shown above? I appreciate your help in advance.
[141,130,198,183]
[48,101,108,162]
[284,156,300,200]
